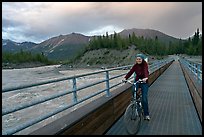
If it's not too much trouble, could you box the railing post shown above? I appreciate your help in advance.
[188,61,191,70]
[163,60,165,66]
[194,63,196,74]
[159,61,161,67]
[197,64,201,82]
[72,77,78,103]
[183,59,186,67]
[188,61,192,72]
[190,62,193,73]
[184,59,187,67]
[156,61,159,69]
[191,63,194,73]
[159,60,162,67]
[105,71,111,97]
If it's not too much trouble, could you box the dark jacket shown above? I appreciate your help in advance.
[125,61,149,82]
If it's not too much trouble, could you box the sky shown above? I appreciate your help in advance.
[2,2,202,43]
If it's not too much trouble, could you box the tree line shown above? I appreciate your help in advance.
[2,50,54,64]
[86,29,202,56]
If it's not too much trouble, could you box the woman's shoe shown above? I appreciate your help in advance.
[144,115,150,121]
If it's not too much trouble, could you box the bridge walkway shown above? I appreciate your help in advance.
[105,61,202,135]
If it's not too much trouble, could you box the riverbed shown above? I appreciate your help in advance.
[2,65,128,135]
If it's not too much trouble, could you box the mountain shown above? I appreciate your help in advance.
[2,39,37,52]
[119,28,180,44]
[30,33,90,60]
[2,28,183,61]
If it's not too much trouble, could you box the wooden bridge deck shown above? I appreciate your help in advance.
[105,61,202,135]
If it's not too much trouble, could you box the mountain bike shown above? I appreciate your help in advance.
[122,79,145,134]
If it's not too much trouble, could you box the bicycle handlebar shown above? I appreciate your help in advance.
[122,79,145,85]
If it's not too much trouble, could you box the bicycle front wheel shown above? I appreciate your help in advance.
[123,103,141,134]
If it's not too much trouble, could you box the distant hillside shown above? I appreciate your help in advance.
[119,28,180,45]
[64,45,163,68]
[2,39,37,52]
[2,28,183,61]
[30,33,90,60]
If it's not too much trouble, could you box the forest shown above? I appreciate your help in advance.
[86,29,202,56]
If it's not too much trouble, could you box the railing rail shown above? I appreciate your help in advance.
[179,58,202,82]
[2,58,174,135]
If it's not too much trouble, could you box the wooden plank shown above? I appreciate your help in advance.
[61,101,114,135]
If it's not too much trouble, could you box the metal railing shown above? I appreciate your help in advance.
[2,58,173,135]
[179,58,202,82]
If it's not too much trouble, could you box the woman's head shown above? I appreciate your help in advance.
[135,54,145,64]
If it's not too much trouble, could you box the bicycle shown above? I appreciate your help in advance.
[122,79,145,135]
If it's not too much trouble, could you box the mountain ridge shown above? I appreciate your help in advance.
[2,28,182,60]
[119,28,180,44]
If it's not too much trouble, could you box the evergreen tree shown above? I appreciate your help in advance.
[113,31,118,49]
[105,32,110,48]
[198,36,202,55]
[128,34,132,44]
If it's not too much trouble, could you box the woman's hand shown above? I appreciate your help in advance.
[142,78,148,82]
[122,78,127,83]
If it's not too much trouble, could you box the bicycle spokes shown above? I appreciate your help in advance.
[124,103,142,135]
[130,104,138,120]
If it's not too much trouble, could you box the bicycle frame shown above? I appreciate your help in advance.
[122,79,145,134]
[123,79,145,99]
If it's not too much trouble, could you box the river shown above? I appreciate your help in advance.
[2,65,127,135]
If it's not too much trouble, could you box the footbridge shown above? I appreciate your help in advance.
[2,56,202,135]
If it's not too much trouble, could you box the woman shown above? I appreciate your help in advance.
[123,53,150,121]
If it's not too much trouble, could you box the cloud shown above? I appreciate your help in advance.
[150,2,202,38]
[2,2,202,43]
[85,25,124,36]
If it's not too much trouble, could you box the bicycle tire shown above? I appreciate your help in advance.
[123,103,142,134]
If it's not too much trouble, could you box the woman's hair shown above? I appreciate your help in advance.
[141,59,147,67]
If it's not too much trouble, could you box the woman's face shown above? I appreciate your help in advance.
[136,57,143,64]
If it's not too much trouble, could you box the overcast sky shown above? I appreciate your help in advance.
[2,2,202,43]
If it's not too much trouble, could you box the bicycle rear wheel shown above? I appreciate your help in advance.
[123,103,141,134]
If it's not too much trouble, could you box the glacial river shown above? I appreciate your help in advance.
[2,65,128,135]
